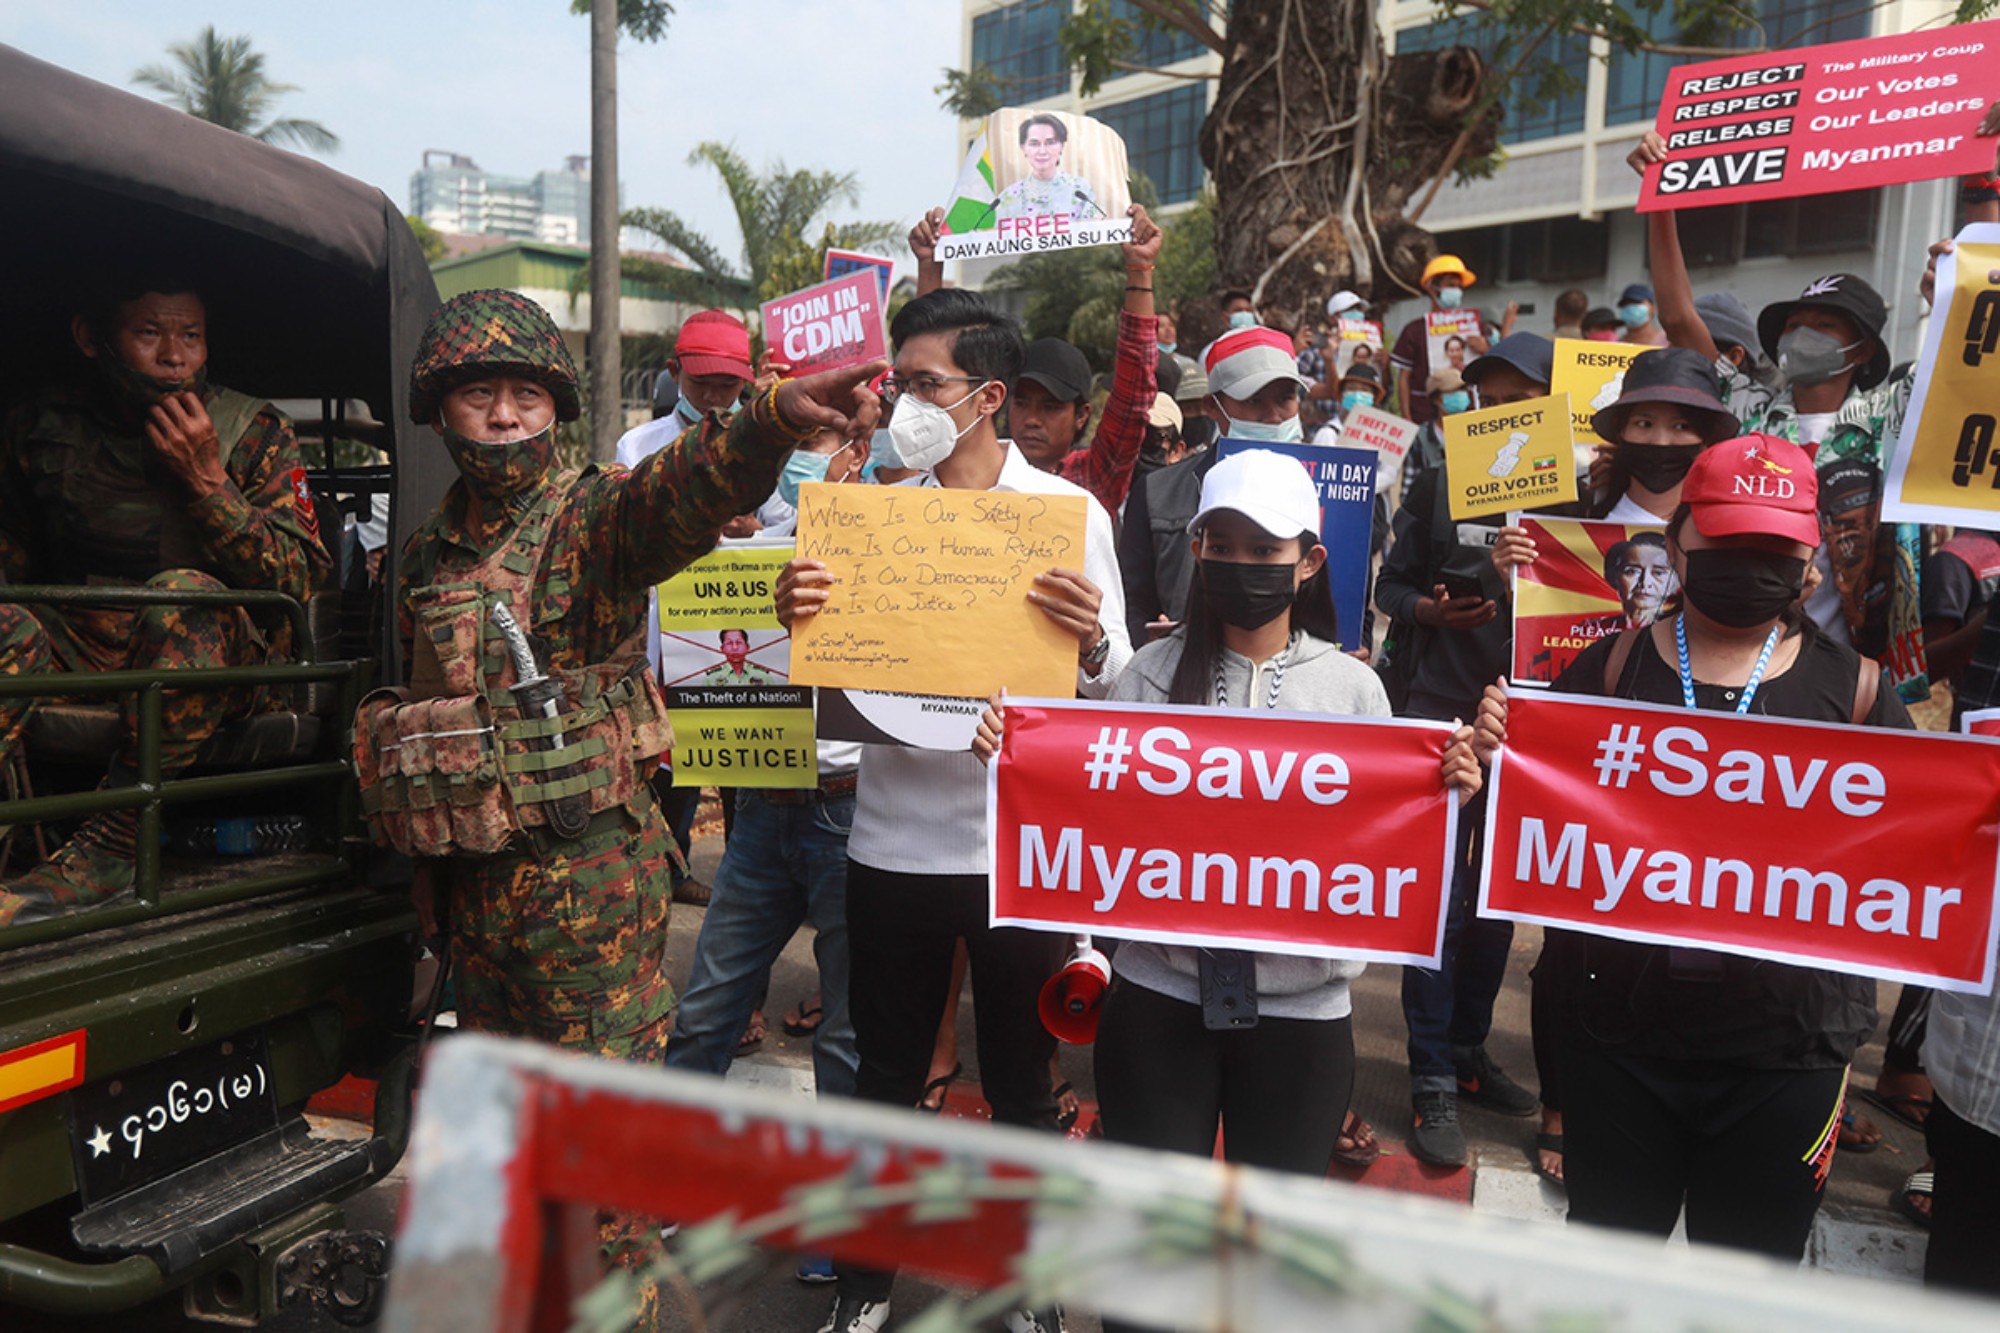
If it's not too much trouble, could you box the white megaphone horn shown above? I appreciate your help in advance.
[1038,934,1110,1045]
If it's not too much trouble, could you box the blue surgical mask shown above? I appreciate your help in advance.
[1158,342,1177,356]
[674,395,703,429]
[1228,309,1258,330]
[1337,307,1366,323]
[778,449,832,508]
[1435,286,1464,310]
[1223,415,1303,444]
[865,427,900,477]
[1439,390,1472,415]
[1619,302,1651,327]
[1340,390,1374,413]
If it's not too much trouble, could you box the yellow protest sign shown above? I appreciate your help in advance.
[655,542,815,788]
[1551,338,1648,449]
[1443,393,1578,519]
[1885,227,2000,527]
[790,482,1088,699]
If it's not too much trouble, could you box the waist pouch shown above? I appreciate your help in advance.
[354,665,674,858]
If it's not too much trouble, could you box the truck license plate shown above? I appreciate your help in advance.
[66,1031,279,1204]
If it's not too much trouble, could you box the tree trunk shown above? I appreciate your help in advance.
[1200,0,1494,326]
[587,0,622,463]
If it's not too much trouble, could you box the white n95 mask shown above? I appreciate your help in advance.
[886,383,988,471]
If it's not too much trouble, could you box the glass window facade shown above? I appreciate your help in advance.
[1606,0,1873,126]
[1094,84,1209,204]
[1397,16,1591,143]
[972,1,1074,104]
[1105,0,1209,75]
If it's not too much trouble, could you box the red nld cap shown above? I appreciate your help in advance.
[1202,325,1294,373]
[674,310,754,380]
[1681,432,1821,548]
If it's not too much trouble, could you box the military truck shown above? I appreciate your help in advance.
[0,45,457,1325]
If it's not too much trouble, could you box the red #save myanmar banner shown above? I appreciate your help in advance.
[1481,691,2000,993]
[988,699,1460,965]
[1636,21,2000,212]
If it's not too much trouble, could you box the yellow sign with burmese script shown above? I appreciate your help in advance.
[1443,394,1578,520]
[1885,228,2000,528]
[1552,338,1649,450]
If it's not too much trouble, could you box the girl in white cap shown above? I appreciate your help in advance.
[976,450,1480,1240]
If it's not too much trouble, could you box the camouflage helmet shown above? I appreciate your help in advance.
[408,288,581,423]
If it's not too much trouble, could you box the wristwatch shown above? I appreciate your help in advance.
[1080,626,1111,668]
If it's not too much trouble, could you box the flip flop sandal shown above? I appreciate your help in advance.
[1857,1087,1934,1132]
[916,1061,963,1114]
[1893,1169,1934,1230]
[1533,1131,1566,1188]
[1838,1109,1882,1154]
[1053,1081,1081,1133]
[782,998,824,1038]
[1331,1113,1381,1169]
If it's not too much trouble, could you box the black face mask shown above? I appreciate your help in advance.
[1680,547,1807,628]
[1618,444,1704,495]
[1199,559,1298,630]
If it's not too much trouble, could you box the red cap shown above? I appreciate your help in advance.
[1682,433,1821,548]
[674,311,753,380]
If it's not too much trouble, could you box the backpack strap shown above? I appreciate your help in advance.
[1852,655,1882,725]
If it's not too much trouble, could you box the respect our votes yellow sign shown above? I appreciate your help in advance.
[1442,393,1579,519]
[1551,339,1648,449]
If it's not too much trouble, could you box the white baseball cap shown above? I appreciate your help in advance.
[1202,326,1313,404]
[1187,449,1321,540]
[1326,290,1365,317]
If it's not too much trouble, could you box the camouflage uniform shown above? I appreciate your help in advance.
[0,372,328,921]
[392,290,802,1326]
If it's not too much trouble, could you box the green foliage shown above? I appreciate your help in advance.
[759,221,904,304]
[405,215,447,264]
[131,27,339,153]
[936,64,1010,120]
[567,0,674,42]
[1153,189,1215,314]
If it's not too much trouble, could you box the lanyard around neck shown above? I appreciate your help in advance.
[1675,614,1782,714]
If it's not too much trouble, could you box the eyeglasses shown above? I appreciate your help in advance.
[879,374,984,405]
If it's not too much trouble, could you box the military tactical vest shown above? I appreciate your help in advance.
[353,470,675,858]
[20,385,268,583]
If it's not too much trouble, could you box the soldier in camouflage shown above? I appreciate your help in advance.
[0,278,330,927]
[390,288,882,1328]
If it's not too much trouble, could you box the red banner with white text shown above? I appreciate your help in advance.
[988,699,1460,965]
[1481,690,2000,993]
[1634,22,2000,213]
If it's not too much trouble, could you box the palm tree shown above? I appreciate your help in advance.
[616,142,901,307]
[132,28,339,154]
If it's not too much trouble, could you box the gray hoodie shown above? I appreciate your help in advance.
[1107,630,1390,1021]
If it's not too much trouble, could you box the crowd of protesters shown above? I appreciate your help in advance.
[372,110,2000,1333]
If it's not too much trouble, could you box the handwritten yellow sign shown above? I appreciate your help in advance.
[790,482,1088,699]
[1886,233,2000,525]
[1443,393,1578,520]
[1551,338,1649,449]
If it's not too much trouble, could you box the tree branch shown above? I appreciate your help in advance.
[1125,0,1227,56]
[1110,58,1219,80]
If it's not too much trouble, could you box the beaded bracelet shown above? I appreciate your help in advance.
[755,379,820,442]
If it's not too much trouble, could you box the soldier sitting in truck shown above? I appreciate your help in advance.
[0,275,330,927]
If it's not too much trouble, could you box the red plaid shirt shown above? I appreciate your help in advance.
[1054,308,1158,513]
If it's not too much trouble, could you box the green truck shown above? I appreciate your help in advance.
[0,44,457,1325]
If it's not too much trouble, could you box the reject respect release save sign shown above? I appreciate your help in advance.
[1636,21,2000,212]
[989,699,1460,966]
[1480,690,2000,993]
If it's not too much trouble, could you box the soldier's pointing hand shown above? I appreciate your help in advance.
[772,359,890,450]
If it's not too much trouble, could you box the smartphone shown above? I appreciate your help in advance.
[1441,573,1486,603]
[1198,949,1259,1030]
[1516,301,1538,315]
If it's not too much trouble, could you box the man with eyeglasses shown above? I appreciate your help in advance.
[777,289,1131,1333]
[908,204,1162,513]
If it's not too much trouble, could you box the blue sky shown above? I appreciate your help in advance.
[3,0,963,278]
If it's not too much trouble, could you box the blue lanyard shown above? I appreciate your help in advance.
[1676,614,1781,714]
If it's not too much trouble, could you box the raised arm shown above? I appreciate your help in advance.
[1628,132,1720,363]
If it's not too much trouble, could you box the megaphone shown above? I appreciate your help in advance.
[1038,934,1110,1045]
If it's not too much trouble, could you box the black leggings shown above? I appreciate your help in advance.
[1562,1045,1845,1260]
[1925,1096,2000,1295]
[1096,979,1354,1333]
[1095,976,1355,1173]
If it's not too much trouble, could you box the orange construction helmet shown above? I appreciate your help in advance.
[1420,254,1477,290]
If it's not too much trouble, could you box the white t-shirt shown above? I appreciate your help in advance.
[846,442,1134,877]
[1603,492,1671,525]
